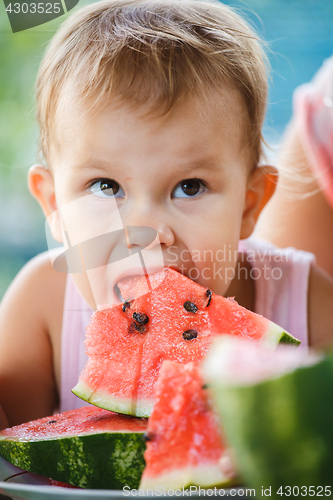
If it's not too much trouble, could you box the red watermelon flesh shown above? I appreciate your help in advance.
[72,268,300,417]
[0,406,147,441]
[140,360,237,489]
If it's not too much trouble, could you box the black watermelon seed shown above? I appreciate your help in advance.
[129,321,146,334]
[122,301,130,312]
[205,290,212,307]
[183,301,198,313]
[132,312,149,325]
[143,432,154,442]
[47,420,57,424]
[201,384,209,390]
[183,329,198,340]
[134,323,146,333]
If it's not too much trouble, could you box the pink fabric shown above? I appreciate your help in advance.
[60,276,93,412]
[294,56,333,208]
[59,238,315,412]
[239,238,314,347]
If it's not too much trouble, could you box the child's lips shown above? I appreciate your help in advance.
[166,264,186,275]
[113,265,162,297]
[113,265,189,301]
[113,283,124,303]
[107,264,190,307]
[165,264,193,281]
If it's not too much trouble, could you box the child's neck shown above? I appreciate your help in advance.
[225,256,255,312]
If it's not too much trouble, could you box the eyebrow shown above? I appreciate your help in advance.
[71,157,222,175]
[179,158,222,173]
[71,160,117,172]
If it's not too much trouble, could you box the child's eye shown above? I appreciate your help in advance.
[89,179,125,198]
[172,178,207,198]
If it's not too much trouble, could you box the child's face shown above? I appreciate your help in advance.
[46,88,260,308]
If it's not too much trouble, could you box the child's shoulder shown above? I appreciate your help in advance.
[1,250,66,326]
[0,252,67,425]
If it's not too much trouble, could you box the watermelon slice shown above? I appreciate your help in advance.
[0,406,147,489]
[203,337,331,491]
[140,360,237,490]
[72,268,300,417]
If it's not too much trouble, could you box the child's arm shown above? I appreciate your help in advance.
[308,264,333,349]
[0,252,66,427]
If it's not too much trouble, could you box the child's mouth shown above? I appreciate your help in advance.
[113,265,187,306]
[99,266,193,310]
[112,266,192,304]
[113,283,124,303]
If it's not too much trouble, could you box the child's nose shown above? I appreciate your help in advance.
[121,199,175,250]
[155,224,175,248]
[121,224,175,251]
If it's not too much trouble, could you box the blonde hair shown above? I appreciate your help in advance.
[36,0,268,165]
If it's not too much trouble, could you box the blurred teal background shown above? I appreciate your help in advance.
[0,0,332,299]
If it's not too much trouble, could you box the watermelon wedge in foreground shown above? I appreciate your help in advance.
[72,268,300,417]
[202,337,333,491]
[0,406,147,489]
[140,360,237,490]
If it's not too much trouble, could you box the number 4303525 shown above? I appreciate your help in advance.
[5,3,61,14]
[277,485,331,496]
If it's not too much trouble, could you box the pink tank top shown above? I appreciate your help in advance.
[59,237,315,412]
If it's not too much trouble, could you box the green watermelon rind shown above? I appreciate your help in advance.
[208,354,333,490]
[0,431,146,489]
[261,321,301,347]
[140,461,235,490]
[72,381,153,418]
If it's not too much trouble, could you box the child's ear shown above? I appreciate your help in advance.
[28,165,63,243]
[240,166,278,239]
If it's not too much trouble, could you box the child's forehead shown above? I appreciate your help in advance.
[56,80,247,121]
[50,83,252,170]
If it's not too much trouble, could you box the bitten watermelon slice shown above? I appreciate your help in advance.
[0,406,147,489]
[140,360,237,490]
[72,268,300,417]
[203,337,331,491]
